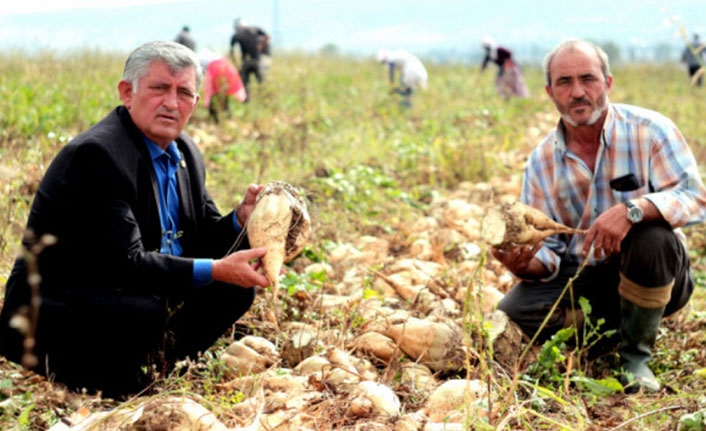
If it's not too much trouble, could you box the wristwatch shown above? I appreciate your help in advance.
[625,200,643,223]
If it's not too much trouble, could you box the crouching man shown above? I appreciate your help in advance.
[491,39,706,393]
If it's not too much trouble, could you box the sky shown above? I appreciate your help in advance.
[1,0,704,63]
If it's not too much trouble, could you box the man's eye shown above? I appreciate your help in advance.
[178,93,195,103]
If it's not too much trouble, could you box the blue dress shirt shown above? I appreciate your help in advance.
[145,138,214,286]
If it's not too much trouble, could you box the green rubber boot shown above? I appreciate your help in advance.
[618,298,664,394]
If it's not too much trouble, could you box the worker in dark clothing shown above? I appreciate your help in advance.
[229,18,271,102]
[681,33,706,86]
[174,26,196,51]
[479,35,529,99]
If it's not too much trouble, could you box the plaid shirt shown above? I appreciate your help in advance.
[523,103,706,277]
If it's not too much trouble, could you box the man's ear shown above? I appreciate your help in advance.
[118,80,133,109]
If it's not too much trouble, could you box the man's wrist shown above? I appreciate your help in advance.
[518,259,555,282]
[625,199,644,223]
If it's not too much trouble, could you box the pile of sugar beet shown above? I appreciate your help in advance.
[50,179,584,431]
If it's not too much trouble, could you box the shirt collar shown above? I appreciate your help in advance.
[144,137,181,165]
[601,104,616,149]
[553,104,615,154]
[553,119,568,155]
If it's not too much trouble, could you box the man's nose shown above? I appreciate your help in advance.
[569,81,586,98]
[162,89,180,109]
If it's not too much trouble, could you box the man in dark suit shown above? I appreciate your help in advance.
[0,40,270,399]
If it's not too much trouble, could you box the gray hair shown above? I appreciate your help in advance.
[122,40,203,91]
[542,39,611,87]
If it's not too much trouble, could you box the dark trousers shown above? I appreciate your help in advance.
[208,94,230,124]
[498,221,694,343]
[688,65,703,86]
[4,282,255,398]
[394,86,413,108]
[240,58,263,100]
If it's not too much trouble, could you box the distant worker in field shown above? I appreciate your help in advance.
[491,39,706,394]
[174,25,196,51]
[198,47,247,123]
[680,33,706,86]
[0,40,269,399]
[376,49,428,108]
[229,17,271,102]
[479,36,529,99]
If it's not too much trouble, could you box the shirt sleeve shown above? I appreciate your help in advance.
[193,212,244,286]
[643,120,706,228]
[193,259,213,286]
[521,150,562,281]
[231,211,243,234]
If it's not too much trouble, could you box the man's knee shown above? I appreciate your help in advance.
[497,290,521,320]
[498,289,556,329]
[624,221,674,251]
[621,221,686,287]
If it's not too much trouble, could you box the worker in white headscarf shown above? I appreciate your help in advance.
[376,49,428,108]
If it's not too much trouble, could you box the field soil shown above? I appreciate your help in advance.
[2,118,706,431]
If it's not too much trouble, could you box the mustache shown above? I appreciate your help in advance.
[156,107,179,117]
[569,98,591,108]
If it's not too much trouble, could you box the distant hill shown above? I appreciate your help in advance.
[0,0,700,64]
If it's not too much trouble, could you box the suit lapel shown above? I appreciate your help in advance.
[176,151,197,242]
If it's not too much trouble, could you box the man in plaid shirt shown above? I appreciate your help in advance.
[492,39,706,393]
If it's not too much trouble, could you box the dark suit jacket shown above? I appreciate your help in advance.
[0,106,243,362]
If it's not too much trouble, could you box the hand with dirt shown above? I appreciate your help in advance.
[491,243,546,279]
[235,183,264,227]
[212,247,270,287]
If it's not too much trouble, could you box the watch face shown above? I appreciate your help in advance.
[628,206,643,223]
